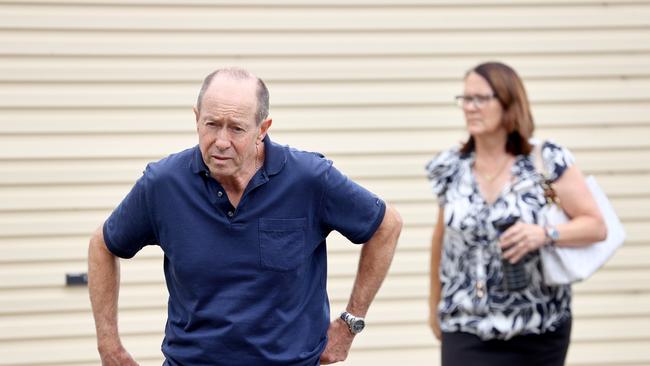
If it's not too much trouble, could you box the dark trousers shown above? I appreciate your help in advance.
[441,318,572,366]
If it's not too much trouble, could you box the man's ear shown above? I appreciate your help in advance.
[258,118,272,143]
[193,106,200,125]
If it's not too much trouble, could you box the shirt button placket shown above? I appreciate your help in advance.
[227,211,234,218]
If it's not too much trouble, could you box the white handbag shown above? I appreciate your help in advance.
[534,144,626,286]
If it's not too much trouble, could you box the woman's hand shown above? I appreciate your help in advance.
[429,304,442,341]
[499,222,546,263]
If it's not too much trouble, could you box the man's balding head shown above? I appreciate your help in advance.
[196,67,270,125]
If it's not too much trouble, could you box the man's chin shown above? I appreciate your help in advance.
[208,165,233,177]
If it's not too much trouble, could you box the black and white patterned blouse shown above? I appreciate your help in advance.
[425,140,574,340]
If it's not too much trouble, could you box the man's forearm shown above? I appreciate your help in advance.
[346,205,402,316]
[88,226,123,352]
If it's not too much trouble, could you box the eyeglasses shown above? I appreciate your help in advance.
[455,94,496,109]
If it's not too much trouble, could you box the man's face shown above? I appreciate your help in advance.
[194,76,269,183]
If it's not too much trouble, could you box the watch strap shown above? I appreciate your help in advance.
[340,311,365,334]
[544,225,559,246]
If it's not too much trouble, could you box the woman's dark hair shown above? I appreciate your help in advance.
[460,62,534,156]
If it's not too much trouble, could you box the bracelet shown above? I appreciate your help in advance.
[544,225,559,246]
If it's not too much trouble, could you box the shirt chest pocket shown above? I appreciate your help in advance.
[259,218,306,272]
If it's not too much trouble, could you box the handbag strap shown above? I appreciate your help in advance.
[533,142,559,205]
[533,142,546,177]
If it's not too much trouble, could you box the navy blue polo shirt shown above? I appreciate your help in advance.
[103,135,386,366]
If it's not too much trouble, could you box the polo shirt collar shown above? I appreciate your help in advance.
[191,144,209,176]
[190,134,286,177]
[262,134,286,176]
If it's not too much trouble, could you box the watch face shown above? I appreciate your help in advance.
[550,228,560,241]
[351,319,365,333]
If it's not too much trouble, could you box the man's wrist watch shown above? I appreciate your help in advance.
[544,225,560,246]
[340,311,365,335]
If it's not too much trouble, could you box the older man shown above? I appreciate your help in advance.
[88,68,402,366]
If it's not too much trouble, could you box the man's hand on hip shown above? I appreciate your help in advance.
[99,345,139,366]
[319,319,355,364]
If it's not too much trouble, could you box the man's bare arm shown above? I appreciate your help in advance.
[88,226,139,366]
[320,204,402,364]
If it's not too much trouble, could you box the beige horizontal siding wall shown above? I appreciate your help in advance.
[1,1,649,365]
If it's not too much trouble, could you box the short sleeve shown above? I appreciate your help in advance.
[540,141,575,183]
[321,163,386,244]
[103,166,158,259]
[425,148,461,203]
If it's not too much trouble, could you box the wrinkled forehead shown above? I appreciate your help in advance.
[202,75,258,112]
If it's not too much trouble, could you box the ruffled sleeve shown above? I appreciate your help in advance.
[540,140,575,183]
[425,148,461,204]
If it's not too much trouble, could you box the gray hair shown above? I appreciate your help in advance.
[196,67,270,125]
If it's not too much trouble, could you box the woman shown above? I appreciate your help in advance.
[426,62,606,366]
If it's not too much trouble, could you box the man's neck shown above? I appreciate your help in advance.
[215,142,265,207]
